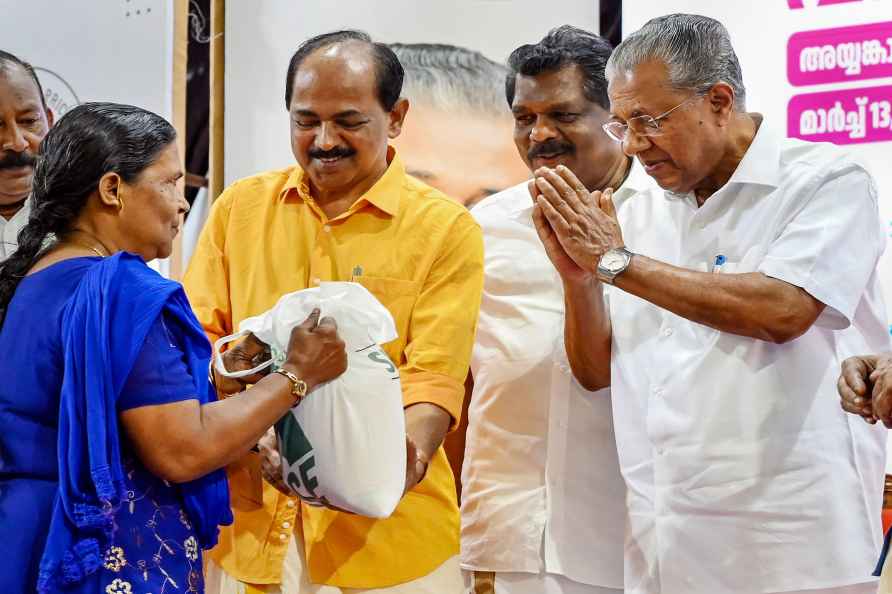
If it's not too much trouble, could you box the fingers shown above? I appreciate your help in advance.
[554,164,589,199]
[258,433,292,495]
[841,357,868,395]
[239,332,268,357]
[403,437,421,496]
[536,194,572,237]
[600,188,618,220]
[527,179,542,204]
[872,371,892,427]
[535,173,581,224]
[838,374,871,417]
[298,308,321,330]
[314,315,338,333]
[874,401,892,429]
[531,204,555,243]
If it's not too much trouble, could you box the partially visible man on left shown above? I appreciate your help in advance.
[0,51,53,262]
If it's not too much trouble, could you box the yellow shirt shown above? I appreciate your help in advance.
[183,149,483,588]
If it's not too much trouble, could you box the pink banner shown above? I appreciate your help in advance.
[788,85,892,145]
[788,0,862,8]
[788,22,892,86]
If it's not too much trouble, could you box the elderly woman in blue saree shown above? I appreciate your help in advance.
[0,103,347,593]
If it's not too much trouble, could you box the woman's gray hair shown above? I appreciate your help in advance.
[606,14,746,110]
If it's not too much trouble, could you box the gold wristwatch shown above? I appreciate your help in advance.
[273,368,308,404]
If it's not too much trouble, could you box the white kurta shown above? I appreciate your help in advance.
[462,160,651,590]
[609,120,890,594]
[0,198,30,262]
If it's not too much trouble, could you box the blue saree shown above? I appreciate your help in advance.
[0,253,231,591]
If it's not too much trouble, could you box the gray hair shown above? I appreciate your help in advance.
[389,43,508,117]
[606,14,746,110]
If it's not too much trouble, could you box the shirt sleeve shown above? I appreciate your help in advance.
[182,187,236,344]
[400,212,485,429]
[757,163,884,330]
[118,313,198,411]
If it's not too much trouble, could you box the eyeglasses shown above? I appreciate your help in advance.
[601,94,704,143]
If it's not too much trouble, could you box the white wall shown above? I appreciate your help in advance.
[224,0,598,185]
[1,0,177,275]
[0,0,175,120]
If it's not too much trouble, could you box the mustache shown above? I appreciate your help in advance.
[308,146,356,160]
[0,151,36,171]
[528,140,574,161]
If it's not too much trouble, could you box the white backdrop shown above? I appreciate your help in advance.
[0,0,175,120]
[1,0,177,274]
[223,0,598,185]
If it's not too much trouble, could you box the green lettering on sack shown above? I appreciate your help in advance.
[368,347,396,374]
[286,455,318,498]
[276,414,314,466]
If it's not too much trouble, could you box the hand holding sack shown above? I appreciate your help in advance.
[214,282,407,518]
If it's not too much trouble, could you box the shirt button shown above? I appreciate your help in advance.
[312,277,321,285]
[662,327,674,337]
[323,224,332,232]
[278,533,288,542]
[286,500,296,508]
[654,389,664,398]
[282,521,291,529]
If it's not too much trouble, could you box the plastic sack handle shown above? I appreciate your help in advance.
[213,330,275,379]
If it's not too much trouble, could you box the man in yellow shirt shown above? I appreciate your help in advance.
[184,30,483,594]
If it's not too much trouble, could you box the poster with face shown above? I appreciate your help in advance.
[223,0,598,207]
[388,43,531,209]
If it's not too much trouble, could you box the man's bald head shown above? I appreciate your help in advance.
[0,51,46,111]
[284,30,404,112]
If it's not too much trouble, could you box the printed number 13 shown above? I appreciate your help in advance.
[870,101,892,129]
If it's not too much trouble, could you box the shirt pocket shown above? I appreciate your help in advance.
[715,245,763,274]
[354,276,422,359]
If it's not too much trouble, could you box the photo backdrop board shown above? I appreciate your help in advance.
[1,0,176,123]
[0,0,185,276]
[223,0,598,185]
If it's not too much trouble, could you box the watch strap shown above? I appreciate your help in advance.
[273,368,308,404]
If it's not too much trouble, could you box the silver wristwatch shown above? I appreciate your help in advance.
[597,247,633,284]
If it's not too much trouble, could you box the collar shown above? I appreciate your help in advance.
[664,114,781,202]
[613,156,651,203]
[506,156,647,219]
[279,147,404,217]
[1,196,31,224]
[722,115,782,188]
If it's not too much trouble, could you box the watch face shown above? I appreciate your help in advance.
[602,251,626,272]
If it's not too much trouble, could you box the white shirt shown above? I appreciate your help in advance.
[0,198,30,262]
[461,160,651,588]
[610,120,890,594]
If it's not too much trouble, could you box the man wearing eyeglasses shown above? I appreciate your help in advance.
[532,13,889,594]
